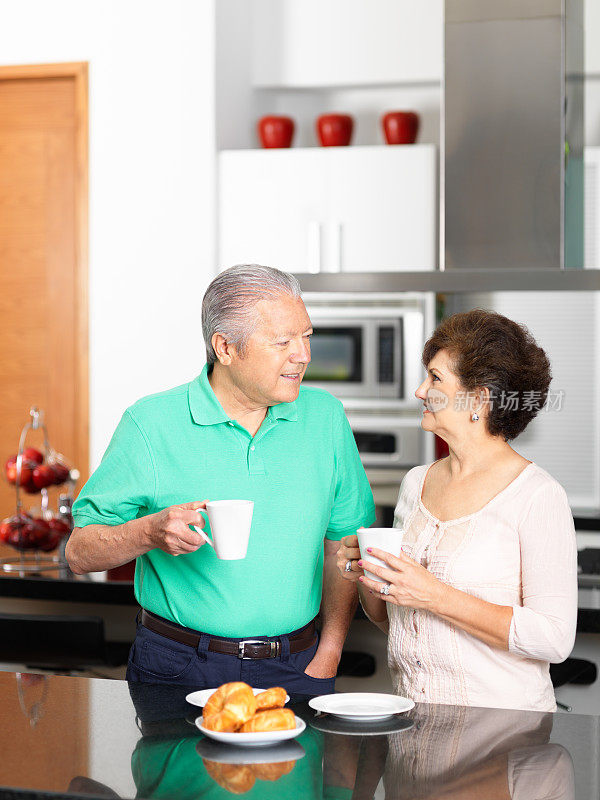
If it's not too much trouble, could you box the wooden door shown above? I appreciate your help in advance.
[0,63,88,524]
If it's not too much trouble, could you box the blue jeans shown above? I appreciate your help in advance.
[126,613,336,698]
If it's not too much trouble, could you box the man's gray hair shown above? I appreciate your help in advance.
[202,264,302,363]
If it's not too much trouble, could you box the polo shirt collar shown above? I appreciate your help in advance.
[189,364,230,426]
[269,399,298,422]
[189,364,299,425]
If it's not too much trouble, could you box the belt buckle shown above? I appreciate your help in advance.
[237,639,279,659]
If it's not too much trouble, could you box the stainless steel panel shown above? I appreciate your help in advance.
[565,0,585,268]
[444,4,564,269]
[296,268,600,293]
[445,0,562,23]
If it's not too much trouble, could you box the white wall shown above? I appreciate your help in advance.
[0,0,217,469]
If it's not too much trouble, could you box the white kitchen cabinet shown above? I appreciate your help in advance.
[218,145,437,272]
[252,0,443,87]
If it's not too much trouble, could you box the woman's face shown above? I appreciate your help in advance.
[415,349,479,438]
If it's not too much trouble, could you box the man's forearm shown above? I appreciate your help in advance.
[65,517,152,574]
[317,548,358,660]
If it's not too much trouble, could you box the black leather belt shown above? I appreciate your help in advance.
[140,610,317,660]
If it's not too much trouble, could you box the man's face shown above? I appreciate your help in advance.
[228,294,313,406]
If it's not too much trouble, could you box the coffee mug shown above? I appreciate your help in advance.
[194,500,254,560]
[357,527,404,582]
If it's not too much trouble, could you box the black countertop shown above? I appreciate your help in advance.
[0,672,598,800]
[1,566,599,633]
[0,563,136,604]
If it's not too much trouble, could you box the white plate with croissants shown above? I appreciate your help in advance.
[194,682,305,746]
[186,686,290,708]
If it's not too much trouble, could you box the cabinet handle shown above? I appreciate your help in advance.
[322,221,342,273]
[333,221,342,272]
[307,221,321,273]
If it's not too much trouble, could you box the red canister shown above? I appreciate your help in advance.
[316,114,354,147]
[382,111,420,145]
[257,116,295,148]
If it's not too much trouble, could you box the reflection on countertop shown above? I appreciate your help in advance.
[0,672,594,800]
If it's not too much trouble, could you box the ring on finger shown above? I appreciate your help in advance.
[344,560,353,573]
[380,583,390,596]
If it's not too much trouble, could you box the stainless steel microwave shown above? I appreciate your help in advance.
[303,297,432,408]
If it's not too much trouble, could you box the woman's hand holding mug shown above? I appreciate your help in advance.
[358,548,448,613]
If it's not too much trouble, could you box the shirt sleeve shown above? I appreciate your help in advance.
[509,745,574,800]
[72,409,157,528]
[325,403,376,540]
[508,479,578,663]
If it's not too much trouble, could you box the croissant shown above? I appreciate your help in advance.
[238,707,296,733]
[254,686,287,711]
[203,760,255,794]
[252,760,295,781]
[202,682,257,732]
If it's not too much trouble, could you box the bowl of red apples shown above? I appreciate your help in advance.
[5,447,71,494]
[2,444,73,553]
[0,511,70,552]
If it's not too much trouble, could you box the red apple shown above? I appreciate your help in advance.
[257,116,295,148]
[38,530,63,552]
[5,456,17,484]
[32,463,56,490]
[316,114,354,147]
[21,467,40,493]
[381,111,420,145]
[2,513,38,550]
[31,518,51,544]
[48,517,71,537]
[51,462,71,485]
[0,517,14,543]
[17,466,36,492]
[23,447,44,465]
[5,455,37,491]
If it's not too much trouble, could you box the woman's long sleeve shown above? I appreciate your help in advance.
[508,481,578,663]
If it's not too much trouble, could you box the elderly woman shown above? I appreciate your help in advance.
[338,310,578,712]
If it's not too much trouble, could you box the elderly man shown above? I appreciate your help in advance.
[66,265,375,692]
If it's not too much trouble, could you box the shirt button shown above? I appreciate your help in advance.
[250,445,255,451]
[416,659,422,667]
[421,688,426,694]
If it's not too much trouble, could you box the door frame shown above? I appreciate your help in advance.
[0,62,89,479]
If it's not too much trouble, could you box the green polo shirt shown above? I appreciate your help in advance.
[132,728,326,800]
[72,365,375,636]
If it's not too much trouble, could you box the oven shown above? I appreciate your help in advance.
[344,412,425,467]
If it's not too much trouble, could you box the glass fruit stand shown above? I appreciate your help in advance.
[0,406,79,574]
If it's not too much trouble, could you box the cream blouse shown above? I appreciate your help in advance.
[388,462,578,712]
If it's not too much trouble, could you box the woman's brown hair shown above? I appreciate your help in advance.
[422,309,552,441]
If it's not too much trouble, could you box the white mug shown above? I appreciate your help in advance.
[357,527,404,582]
[194,500,254,560]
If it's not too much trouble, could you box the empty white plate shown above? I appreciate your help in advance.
[196,715,306,747]
[308,693,414,721]
[195,738,306,763]
[310,714,414,737]
[186,687,290,708]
